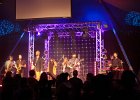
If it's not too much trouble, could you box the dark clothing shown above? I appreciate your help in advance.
[56,81,72,100]
[28,77,39,99]
[69,77,83,100]
[16,60,26,68]
[28,77,38,90]
[16,60,26,76]
[33,57,44,72]
[38,79,55,100]
[2,77,14,100]
[111,58,123,80]
[111,58,122,68]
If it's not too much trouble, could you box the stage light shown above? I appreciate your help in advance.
[37,32,41,36]
[0,20,14,36]
[125,11,140,26]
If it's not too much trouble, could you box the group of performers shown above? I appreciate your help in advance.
[104,52,123,70]
[31,51,83,80]
[4,50,83,80]
[103,52,123,79]
[4,50,123,80]
[5,54,26,77]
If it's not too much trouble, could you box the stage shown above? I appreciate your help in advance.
[27,22,104,77]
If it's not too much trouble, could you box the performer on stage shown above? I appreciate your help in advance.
[110,52,123,70]
[33,50,44,80]
[110,52,123,80]
[16,54,26,77]
[5,56,16,75]
[107,55,114,67]
[68,54,80,74]
[48,58,57,76]
[62,57,69,72]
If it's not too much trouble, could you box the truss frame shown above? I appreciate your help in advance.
[28,22,103,75]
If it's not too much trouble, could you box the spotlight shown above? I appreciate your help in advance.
[0,20,14,36]
[35,28,41,36]
[37,32,41,36]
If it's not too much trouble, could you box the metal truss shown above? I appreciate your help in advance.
[28,31,35,71]
[101,40,105,68]
[96,27,102,74]
[44,36,51,70]
[28,22,103,75]
[35,22,100,32]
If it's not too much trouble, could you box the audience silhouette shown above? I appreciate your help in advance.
[0,70,140,100]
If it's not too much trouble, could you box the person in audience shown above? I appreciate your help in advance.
[17,77,32,100]
[28,70,38,100]
[69,70,83,100]
[111,70,140,100]
[2,71,14,100]
[2,68,140,100]
[93,74,111,100]
[82,73,95,100]
[38,72,55,100]
[56,72,72,100]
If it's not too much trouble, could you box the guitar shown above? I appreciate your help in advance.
[16,60,26,73]
[68,58,84,69]
[16,63,26,73]
[5,61,17,74]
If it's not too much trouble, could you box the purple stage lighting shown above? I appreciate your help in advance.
[37,32,41,36]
